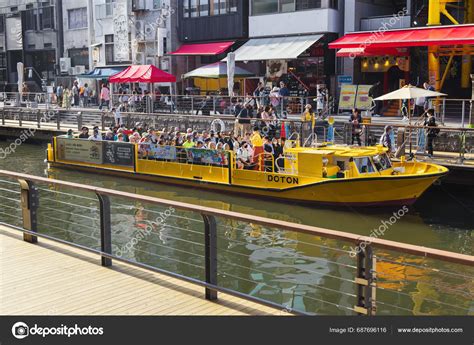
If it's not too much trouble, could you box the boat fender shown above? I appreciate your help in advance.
[211,119,225,133]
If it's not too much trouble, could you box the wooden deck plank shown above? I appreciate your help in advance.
[0,226,279,315]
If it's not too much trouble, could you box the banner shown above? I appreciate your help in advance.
[57,138,103,164]
[338,84,357,110]
[355,85,373,110]
[103,141,134,166]
[6,17,23,51]
[113,2,129,62]
[150,145,177,160]
[226,52,235,97]
[185,149,228,166]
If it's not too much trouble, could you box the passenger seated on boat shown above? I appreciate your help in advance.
[138,133,152,159]
[89,128,102,141]
[78,126,89,139]
[104,131,114,141]
[182,134,195,148]
[263,136,275,172]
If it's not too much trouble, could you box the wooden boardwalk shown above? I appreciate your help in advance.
[0,225,280,316]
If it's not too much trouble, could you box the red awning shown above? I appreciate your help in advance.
[169,41,234,56]
[109,65,176,83]
[330,24,474,50]
[336,47,410,57]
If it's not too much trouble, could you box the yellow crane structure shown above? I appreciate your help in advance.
[428,0,474,91]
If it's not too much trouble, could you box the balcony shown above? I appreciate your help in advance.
[360,15,412,31]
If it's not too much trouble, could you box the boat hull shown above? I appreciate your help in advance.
[48,161,446,207]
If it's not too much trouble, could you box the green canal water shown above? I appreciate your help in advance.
[0,143,472,315]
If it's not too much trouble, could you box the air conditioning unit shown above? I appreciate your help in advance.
[144,23,155,41]
[74,65,86,75]
[134,20,145,40]
[135,52,145,65]
[145,57,155,66]
[59,58,71,74]
[161,58,169,71]
[68,67,74,75]
[132,0,146,11]
[157,28,167,57]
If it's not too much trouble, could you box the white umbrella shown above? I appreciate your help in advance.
[374,84,446,101]
[227,52,235,97]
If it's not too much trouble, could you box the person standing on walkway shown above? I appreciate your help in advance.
[349,108,362,146]
[62,87,71,109]
[425,109,439,158]
[56,84,63,107]
[99,84,110,110]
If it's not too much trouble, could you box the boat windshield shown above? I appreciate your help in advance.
[354,157,376,174]
[372,153,392,171]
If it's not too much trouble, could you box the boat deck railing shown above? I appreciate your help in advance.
[0,169,472,316]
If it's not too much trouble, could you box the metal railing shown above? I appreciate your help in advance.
[342,122,474,163]
[0,170,472,316]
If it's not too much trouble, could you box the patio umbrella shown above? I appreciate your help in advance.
[375,85,447,156]
[183,62,254,79]
[374,85,446,101]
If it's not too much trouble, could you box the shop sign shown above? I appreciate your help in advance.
[355,85,373,110]
[338,84,358,110]
[338,75,353,84]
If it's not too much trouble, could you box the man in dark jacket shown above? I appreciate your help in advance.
[425,109,439,158]
[349,108,363,146]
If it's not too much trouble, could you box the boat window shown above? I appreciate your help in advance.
[354,157,376,174]
[372,154,392,171]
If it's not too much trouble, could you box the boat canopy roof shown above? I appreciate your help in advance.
[287,145,387,157]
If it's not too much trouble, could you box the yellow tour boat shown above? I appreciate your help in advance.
[46,136,448,207]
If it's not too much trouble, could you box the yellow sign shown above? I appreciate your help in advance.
[355,85,373,110]
[57,138,103,164]
[339,84,358,110]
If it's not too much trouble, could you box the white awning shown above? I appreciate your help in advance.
[223,35,324,62]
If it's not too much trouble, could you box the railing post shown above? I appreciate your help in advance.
[36,110,41,129]
[97,193,112,267]
[202,213,217,301]
[461,100,466,128]
[18,179,38,244]
[77,112,83,131]
[56,110,60,130]
[1,108,4,125]
[354,244,376,316]
[18,110,22,127]
[101,112,106,131]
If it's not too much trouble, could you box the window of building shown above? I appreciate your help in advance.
[68,8,87,29]
[69,48,89,69]
[199,0,209,16]
[106,0,115,17]
[40,5,54,29]
[281,0,295,12]
[252,0,278,15]
[24,8,37,31]
[295,0,321,11]
[105,34,114,64]
[328,0,337,9]
[0,15,4,33]
[190,0,198,17]
[183,0,236,17]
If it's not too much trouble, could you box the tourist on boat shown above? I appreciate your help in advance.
[66,129,74,139]
[78,126,89,139]
[425,109,439,158]
[263,136,274,172]
[89,128,102,141]
[349,108,362,146]
[236,141,253,169]
[104,131,114,141]
[251,127,264,170]
[183,134,195,148]
[273,137,284,171]
[380,125,393,154]
[129,132,141,144]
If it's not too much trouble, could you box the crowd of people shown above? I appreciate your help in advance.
[68,121,288,172]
